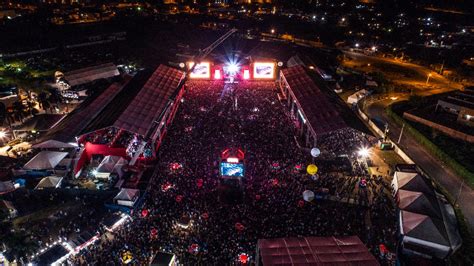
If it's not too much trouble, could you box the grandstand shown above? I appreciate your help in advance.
[279,65,369,147]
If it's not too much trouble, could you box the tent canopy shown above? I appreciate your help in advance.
[397,189,442,219]
[24,151,68,170]
[114,188,139,201]
[97,155,124,173]
[35,176,63,189]
[113,65,184,137]
[393,171,435,196]
[281,66,348,136]
[33,140,76,149]
[257,236,379,266]
[401,210,450,246]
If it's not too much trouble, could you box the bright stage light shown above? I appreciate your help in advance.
[357,147,370,158]
[227,63,239,73]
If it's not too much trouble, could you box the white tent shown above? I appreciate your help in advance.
[114,188,140,207]
[23,151,68,170]
[399,210,451,259]
[32,140,76,149]
[347,89,369,104]
[96,156,127,179]
[392,171,435,196]
[303,190,315,202]
[113,157,128,178]
[35,176,63,190]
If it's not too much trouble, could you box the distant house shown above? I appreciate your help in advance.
[435,89,474,127]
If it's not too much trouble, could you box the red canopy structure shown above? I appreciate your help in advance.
[280,66,347,137]
[257,236,379,266]
[113,65,185,137]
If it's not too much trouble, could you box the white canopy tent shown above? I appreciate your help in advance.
[392,171,435,196]
[399,210,451,259]
[347,89,369,104]
[35,176,63,190]
[23,151,68,170]
[394,171,462,259]
[95,156,127,179]
[397,189,442,219]
[114,188,140,207]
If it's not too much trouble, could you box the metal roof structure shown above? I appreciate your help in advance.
[257,236,379,266]
[64,63,120,87]
[281,66,348,136]
[113,64,185,137]
[39,80,129,143]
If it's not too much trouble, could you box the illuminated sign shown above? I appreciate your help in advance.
[220,162,244,177]
[226,157,239,163]
[253,62,275,79]
[188,62,211,79]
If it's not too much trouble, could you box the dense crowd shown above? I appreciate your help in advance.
[70,80,397,265]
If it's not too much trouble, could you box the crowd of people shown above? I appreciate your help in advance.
[70,80,397,265]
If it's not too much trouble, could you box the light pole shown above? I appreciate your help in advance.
[397,123,405,144]
[425,73,432,85]
[454,180,465,205]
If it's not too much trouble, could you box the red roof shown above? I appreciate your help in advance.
[281,66,347,136]
[257,236,379,266]
[113,65,185,137]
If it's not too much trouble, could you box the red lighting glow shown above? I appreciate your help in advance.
[239,253,249,264]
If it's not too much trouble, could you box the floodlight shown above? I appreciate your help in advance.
[227,63,239,73]
[357,147,370,158]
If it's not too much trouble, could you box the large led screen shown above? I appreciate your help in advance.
[253,62,275,79]
[220,162,244,177]
[189,62,211,79]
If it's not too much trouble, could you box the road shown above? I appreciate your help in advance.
[343,51,464,95]
[366,98,474,230]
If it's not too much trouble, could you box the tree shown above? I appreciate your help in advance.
[0,102,6,126]
[37,92,49,110]
[12,101,26,123]
[2,231,39,262]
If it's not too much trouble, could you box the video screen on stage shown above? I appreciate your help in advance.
[220,162,244,177]
[189,62,211,79]
[253,62,275,79]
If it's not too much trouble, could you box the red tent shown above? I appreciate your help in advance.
[257,236,379,265]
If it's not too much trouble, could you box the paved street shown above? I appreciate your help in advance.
[366,98,474,230]
[343,51,464,95]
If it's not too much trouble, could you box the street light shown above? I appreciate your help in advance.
[426,73,433,85]
[271,29,275,34]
